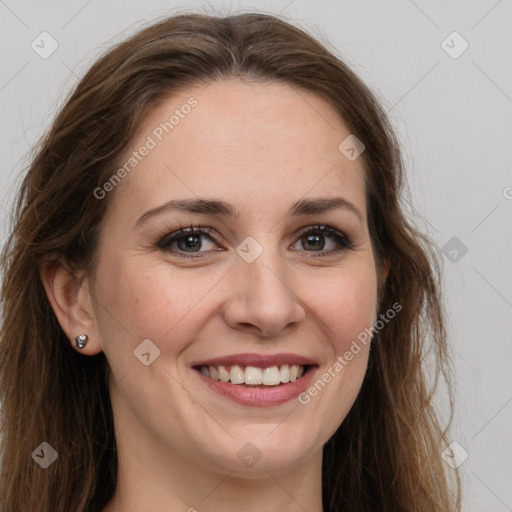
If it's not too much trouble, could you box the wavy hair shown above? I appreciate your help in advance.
[0,12,460,511]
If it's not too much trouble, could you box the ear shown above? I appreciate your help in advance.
[40,259,103,356]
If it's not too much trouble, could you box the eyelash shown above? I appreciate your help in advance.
[157,223,354,259]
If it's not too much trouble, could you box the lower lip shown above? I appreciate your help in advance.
[194,366,317,407]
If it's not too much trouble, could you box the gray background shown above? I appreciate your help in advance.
[1,1,511,510]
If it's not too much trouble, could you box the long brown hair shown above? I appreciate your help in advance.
[0,12,460,511]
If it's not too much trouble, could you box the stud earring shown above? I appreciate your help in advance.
[74,334,88,349]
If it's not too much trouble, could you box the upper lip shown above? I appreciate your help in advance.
[191,353,318,368]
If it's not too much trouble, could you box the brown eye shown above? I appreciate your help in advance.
[158,226,220,257]
[291,225,353,256]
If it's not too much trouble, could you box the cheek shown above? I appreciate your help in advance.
[302,265,377,419]
[92,257,221,356]
[312,263,378,356]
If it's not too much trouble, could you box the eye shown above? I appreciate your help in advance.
[157,224,353,258]
[157,225,220,257]
[290,225,353,256]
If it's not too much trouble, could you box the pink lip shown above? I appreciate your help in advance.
[190,352,318,368]
[193,364,318,407]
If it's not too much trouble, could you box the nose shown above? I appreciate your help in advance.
[223,246,306,338]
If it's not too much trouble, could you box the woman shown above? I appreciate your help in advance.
[0,12,461,512]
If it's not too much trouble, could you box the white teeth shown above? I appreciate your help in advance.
[280,364,290,383]
[245,366,263,385]
[230,365,245,384]
[199,363,306,385]
[262,366,281,385]
[218,365,230,382]
[209,365,220,380]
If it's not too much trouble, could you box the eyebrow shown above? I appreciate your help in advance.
[135,196,364,228]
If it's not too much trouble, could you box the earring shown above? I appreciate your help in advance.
[74,334,88,349]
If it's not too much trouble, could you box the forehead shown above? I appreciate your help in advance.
[107,79,367,222]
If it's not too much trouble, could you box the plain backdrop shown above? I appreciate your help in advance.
[1,1,511,510]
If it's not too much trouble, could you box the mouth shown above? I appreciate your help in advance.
[193,363,312,387]
[190,353,318,407]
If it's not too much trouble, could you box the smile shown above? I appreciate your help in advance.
[197,364,306,386]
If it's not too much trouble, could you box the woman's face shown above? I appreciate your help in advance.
[88,79,381,476]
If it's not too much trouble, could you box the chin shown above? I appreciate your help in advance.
[197,427,323,477]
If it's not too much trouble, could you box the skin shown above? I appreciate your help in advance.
[42,79,387,512]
